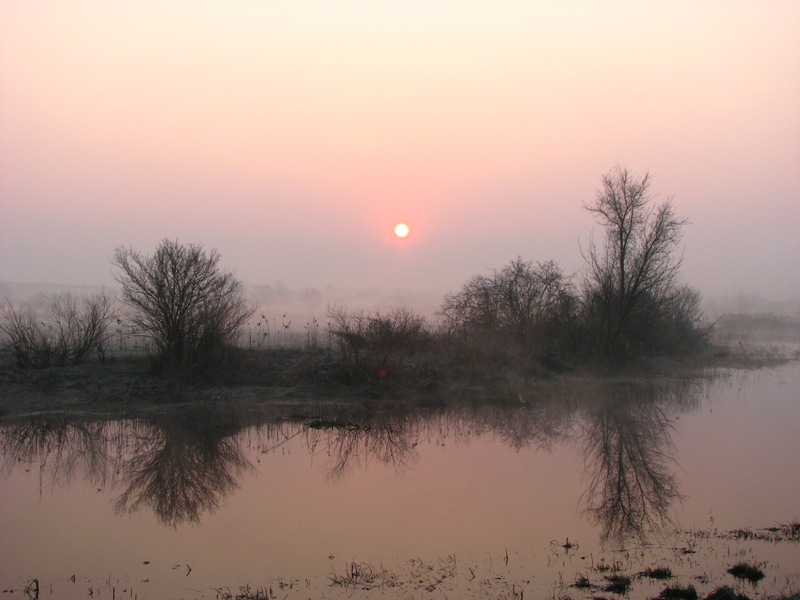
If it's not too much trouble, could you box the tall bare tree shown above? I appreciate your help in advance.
[112,239,253,378]
[582,166,696,359]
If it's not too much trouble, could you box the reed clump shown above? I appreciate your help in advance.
[329,561,398,590]
[727,562,765,583]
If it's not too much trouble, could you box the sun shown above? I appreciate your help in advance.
[394,223,410,238]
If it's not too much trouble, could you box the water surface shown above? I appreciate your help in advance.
[2,364,798,599]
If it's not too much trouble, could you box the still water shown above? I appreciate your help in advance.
[1,364,799,599]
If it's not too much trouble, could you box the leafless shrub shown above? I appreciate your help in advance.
[112,239,254,380]
[327,305,430,382]
[440,257,578,372]
[0,291,116,368]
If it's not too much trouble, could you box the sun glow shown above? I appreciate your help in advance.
[394,223,410,238]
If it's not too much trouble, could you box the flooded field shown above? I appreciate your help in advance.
[1,363,798,599]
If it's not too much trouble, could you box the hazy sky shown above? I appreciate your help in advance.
[2,1,798,303]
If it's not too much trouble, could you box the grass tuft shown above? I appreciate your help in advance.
[727,562,765,583]
[603,574,632,594]
[329,561,397,590]
[703,586,751,600]
[656,584,698,599]
[213,584,272,600]
[640,567,673,580]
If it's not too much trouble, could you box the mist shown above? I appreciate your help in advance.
[1,1,799,313]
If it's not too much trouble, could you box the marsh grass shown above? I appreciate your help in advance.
[329,561,398,590]
[703,587,751,600]
[640,566,674,580]
[727,562,765,583]
[214,584,273,599]
[603,574,632,594]
[723,521,800,543]
[656,584,698,599]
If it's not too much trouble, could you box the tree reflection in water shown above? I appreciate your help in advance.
[306,415,421,481]
[0,418,113,489]
[0,407,255,528]
[0,378,704,542]
[113,408,252,527]
[578,380,700,545]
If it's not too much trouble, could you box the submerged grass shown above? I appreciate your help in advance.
[703,587,751,600]
[640,566,674,580]
[727,562,765,583]
[723,521,800,543]
[603,574,632,594]
[656,584,699,599]
[214,584,273,600]
[329,561,398,590]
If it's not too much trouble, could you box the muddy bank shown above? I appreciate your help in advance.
[1,342,796,421]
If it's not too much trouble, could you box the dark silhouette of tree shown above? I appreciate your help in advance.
[441,257,578,363]
[112,239,253,381]
[581,166,704,360]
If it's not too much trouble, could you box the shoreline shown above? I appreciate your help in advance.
[0,347,796,420]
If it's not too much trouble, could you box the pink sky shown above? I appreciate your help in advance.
[1,1,799,304]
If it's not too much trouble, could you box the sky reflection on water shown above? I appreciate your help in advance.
[1,365,798,599]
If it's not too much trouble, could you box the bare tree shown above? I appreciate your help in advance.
[582,166,698,358]
[112,239,253,378]
[441,257,577,353]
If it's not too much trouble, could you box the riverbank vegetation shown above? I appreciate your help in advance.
[1,167,797,404]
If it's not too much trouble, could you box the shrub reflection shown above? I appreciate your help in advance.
[1,379,701,541]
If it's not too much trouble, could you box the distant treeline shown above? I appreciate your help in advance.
[1,167,716,389]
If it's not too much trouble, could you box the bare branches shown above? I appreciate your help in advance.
[579,384,685,544]
[327,305,430,382]
[582,166,699,359]
[111,239,254,378]
[441,257,577,352]
[0,291,116,368]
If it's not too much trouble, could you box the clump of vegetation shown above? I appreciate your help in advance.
[703,586,751,600]
[640,567,674,580]
[723,521,800,543]
[656,584,698,599]
[327,305,431,384]
[0,291,116,368]
[603,574,632,594]
[573,575,594,589]
[727,562,765,583]
[329,561,398,590]
[441,256,579,372]
[787,521,800,539]
[214,584,274,600]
